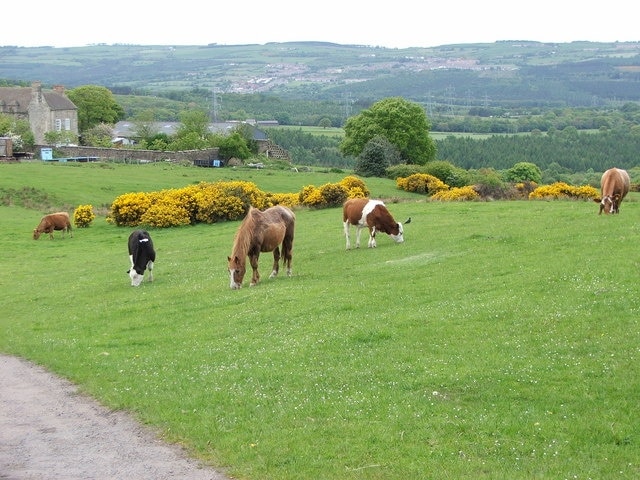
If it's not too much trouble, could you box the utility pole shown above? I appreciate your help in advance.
[342,92,353,121]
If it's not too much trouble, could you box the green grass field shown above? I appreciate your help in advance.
[1,162,639,479]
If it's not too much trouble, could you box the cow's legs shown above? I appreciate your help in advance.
[368,226,377,248]
[355,225,364,248]
[344,222,352,249]
[146,260,154,282]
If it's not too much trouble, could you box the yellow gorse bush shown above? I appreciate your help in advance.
[431,185,480,201]
[106,176,402,227]
[73,204,96,228]
[107,192,152,226]
[268,192,301,208]
[195,185,246,223]
[529,182,599,200]
[396,173,449,195]
[108,178,368,227]
[299,185,325,208]
[339,175,370,198]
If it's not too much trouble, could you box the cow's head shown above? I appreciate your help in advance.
[389,217,411,243]
[228,255,246,289]
[128,268,145,287]
[595,194,620,214]
[33,229,41,240]
[390,222,405,243]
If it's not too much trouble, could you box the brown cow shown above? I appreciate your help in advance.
[33,212,73,240]
[594,168,630,215]
[343,198,410,249]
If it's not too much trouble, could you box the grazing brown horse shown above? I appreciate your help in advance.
[594,167,630,214]
[227,205,295,289]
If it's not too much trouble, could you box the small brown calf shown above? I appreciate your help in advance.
[33,212,73,240]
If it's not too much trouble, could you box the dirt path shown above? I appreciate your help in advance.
[0,354,231,480]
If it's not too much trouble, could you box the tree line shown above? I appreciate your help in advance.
[266,124,640,180]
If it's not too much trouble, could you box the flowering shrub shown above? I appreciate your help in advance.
[339,175,370,198]
[107,192,152,226]
[268,192,300,208]
[194,183,246,223]
[165,187,199,224]
[396,173,449,195]
[212,181,270,210]
[140,195,191,228]
[299,185,325,208]
[431,186,480,201]
[529,182,599,200]
[107,176,374,227]
[319,182,348,207]
[345,186,367,199]
[73,204,95,228]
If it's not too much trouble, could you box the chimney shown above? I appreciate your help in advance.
[31,81,43,102]
[53,85,65,94]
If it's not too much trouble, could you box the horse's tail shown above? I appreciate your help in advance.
[282,210,295,265]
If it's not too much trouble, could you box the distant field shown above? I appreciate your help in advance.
[270,125,529,141]
[1,162,639,480]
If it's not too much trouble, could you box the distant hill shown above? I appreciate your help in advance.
[2,41,640,110]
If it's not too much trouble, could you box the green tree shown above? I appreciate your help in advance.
[218,131,251,160]
[175,109,210,141]
[44,130,77,146]
[0,114,34,150]
[424,160,470,188]
[354,135,400,177]
[505,162,542,183]
[340,97,436,165]
[132,110,158,145]
[67,85,125,134]
[82,123,114,147]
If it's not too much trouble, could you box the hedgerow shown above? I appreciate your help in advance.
[108,177,372,227]
[431,185,480,201]
[529,182,599,200]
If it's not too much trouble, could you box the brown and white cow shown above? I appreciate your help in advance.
[343,198,410,249]
[594,167,630,215]
[33,212,73,240]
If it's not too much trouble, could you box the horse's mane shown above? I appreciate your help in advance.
[230,207,259,262]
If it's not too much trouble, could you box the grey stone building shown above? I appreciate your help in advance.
[0,81,78,145]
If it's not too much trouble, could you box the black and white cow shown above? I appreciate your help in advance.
[127,230,156,286]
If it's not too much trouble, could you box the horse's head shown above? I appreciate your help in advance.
[228,255,246,289]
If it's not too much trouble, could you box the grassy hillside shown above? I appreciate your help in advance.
[1,162,639,479]
[3,41,640,110]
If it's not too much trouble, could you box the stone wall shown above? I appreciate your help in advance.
[37,145,219,163]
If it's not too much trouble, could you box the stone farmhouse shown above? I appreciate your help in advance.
[0,81,78,145]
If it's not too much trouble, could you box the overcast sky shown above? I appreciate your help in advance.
[3,1,638,49]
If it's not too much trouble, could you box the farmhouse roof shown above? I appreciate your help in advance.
[0,82,76,113]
